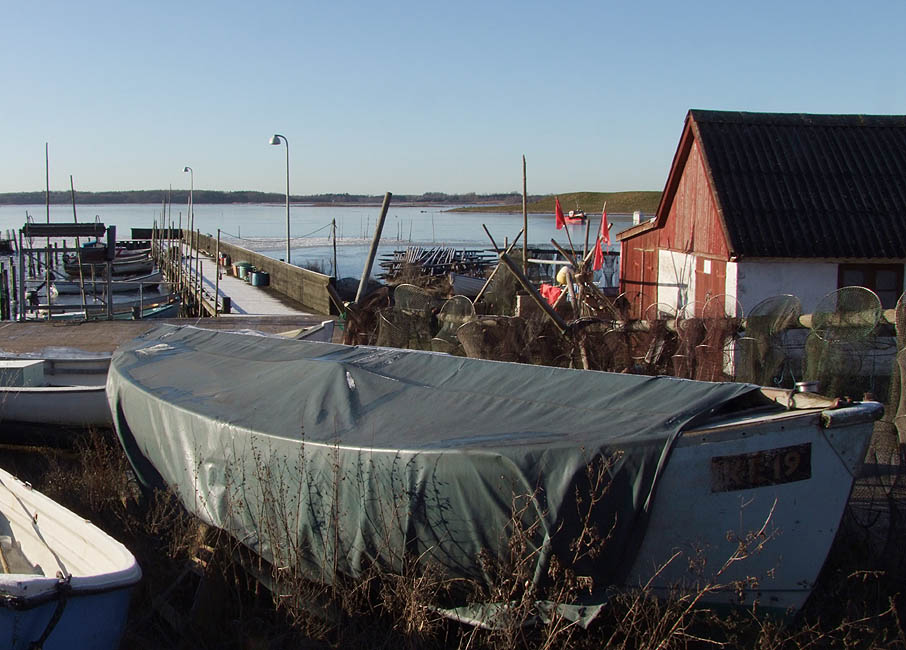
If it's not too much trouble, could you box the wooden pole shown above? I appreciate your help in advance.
[214,229,221,316]
[498,252,568,333]
[179,215,185,298]
[17,232,24,320]
[70,175,88,315]
[474,229,524,304]
[522,155,528,277]
[105,262,113,320]
[196,230,202,316]
[332,218,338,279]
[0,263,8,320]
[355,192,392,303]
[44,144,51,319]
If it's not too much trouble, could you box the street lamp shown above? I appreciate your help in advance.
[269,134,290,264]
[183,166,193,232]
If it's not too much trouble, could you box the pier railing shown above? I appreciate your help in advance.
[192,232,336,315]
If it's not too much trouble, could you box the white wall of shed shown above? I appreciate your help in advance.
[736,261,838,313]
[657,250,695,315]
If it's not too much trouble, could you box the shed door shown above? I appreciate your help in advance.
[694,257,726,315]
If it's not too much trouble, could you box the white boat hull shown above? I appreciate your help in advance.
[628,401,877,612]
[54,271,162,295]
[106,325,881,623]
[0,385,112,427]
[0,467,141,649]
[0,357,112,427]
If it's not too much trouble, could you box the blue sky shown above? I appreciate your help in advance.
[2,0,904,196]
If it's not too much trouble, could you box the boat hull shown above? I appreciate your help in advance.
[0,385,112,427]
[0,467,141,649]
[629,402,877,612]
[53,271,162,295]
[106,325,880,623]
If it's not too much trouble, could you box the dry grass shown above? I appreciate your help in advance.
[0,432,903,649]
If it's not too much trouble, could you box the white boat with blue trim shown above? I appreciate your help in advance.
[0,466,141,649]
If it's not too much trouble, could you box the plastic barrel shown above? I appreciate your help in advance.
[250,270,270,287]
[235,262,252,279]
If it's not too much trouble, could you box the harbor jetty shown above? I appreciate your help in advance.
[145,226,338,318]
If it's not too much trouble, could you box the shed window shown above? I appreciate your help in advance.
[838,264,903,308]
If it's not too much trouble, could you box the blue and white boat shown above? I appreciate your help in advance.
[0,466,141,649]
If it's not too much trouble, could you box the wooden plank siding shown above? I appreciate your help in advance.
[659,139,728,259]
[620,138,730,317]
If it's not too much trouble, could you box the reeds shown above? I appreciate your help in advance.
[1,431,903,649]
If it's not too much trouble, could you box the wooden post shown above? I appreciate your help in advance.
[176,215,183,298]
[355,192,392,303]
[332,218,338,279]
[214,229,221,316]
[197,258,203,317]
[44,144,51,319]
[196,231,202,315]
[17,232,24,320]
[9,264,16,320]
[498,252,568,333]
[0,263,8,320]
[70,175,88,315]
[105,262,113,320]
[474,229,524,304]
[522,155,528,277]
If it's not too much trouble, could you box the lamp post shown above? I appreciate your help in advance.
[183,166,193,297]
[269,134,290,264]
[183,166,193,228]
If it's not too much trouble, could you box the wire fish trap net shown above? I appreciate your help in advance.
[568,318,634,372]
[735,294,802,387]
[475,251,523,316]
[458,315,532,363]
[671,302,705,379]
[805,286,882,398]
[431,295,476,355]
[690,295,743,382]
[631,303,679,376]
[376,284,441,351]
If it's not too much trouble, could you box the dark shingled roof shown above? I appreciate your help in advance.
[689,109,906,259]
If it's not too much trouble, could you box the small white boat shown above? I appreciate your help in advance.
[53,270,162,295]
[0,354,110,386]
[0,466,141,649]
[0,359,111,428]
[63,256,154,277]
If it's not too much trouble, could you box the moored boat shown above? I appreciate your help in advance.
[43,294,180,321]
[63,255,154,277]
[565,209,587,223]
[0,465,141,649]
[0,359,111,428]
[52,270,163,295]
[106,325,882,624]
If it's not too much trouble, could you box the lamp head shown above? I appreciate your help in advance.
[183,166,191,173]
[269,135,282,145]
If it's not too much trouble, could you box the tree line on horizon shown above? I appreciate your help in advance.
[0,190,537,206]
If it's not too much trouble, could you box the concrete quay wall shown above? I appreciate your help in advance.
[193,232,337,315]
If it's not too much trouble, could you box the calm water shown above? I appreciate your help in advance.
[0,203,634,279]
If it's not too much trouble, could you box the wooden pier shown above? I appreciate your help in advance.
[151,228,338,318]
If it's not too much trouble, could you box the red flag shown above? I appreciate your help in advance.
[593,205,610,271]
[554,197,565,230]
[600,205,610,245]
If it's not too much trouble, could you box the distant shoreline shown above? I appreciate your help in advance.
[0,189,661,214]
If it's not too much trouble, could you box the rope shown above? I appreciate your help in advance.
[28,574,72,650]
[220,222,332,241]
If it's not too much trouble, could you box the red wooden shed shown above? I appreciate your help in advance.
[617,110,906,317]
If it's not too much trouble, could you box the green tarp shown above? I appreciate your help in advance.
[107,324,764,622]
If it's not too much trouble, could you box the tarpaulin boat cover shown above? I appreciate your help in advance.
[107,325,764,623]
